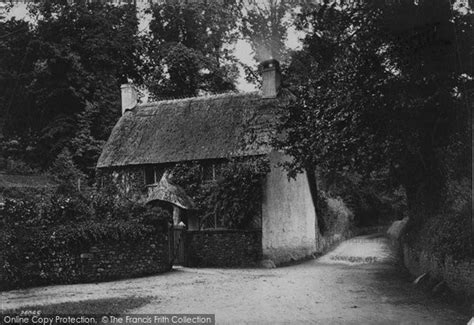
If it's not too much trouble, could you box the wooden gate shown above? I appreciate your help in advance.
[172,224,186,265]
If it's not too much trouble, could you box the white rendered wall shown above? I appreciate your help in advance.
[261,151,317,265]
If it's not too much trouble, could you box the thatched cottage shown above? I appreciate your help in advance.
[97,59,318,265]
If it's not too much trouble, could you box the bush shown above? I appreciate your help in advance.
[90,183,151,222]
[316,190,353,235]
[1,191,94,228]
[49,148,86,194]
[43,194,94,225]
[406,203,472,261]
[322,171,406,227]
[326,196,354,234]
[1,196,40,227]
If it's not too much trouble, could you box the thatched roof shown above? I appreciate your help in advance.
[97,92,284,168]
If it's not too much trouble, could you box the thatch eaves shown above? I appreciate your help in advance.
[97,92,283,168]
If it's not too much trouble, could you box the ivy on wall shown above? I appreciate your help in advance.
[170,157,270,229]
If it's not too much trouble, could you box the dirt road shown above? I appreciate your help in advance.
[1,234,469,324]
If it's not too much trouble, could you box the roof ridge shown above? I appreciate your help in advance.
[138,91,261,108]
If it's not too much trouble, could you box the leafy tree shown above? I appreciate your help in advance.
[0,17,38,165]
[239,0,295,84]
[0,1,142,172]
[49,147,86,193]
[276,0,472,222]
[241,0,292,61]
[70,102,105,178]
[145,1,240,99]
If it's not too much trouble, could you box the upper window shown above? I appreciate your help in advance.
[201,164,214,182]
[144,166,167,185]
[155,168,165,183]
[144,166,155,185]
[201,161,224,182]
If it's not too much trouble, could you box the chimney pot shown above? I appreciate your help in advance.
[260,59,281,99]
[121,83,138,115]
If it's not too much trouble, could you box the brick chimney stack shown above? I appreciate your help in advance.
[121,83,138,115]
[260,59,281,99]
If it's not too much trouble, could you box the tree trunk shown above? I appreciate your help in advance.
[305,165,326,234]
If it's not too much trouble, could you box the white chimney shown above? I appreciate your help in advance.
[260,59,281,99]
[121,83,138,115]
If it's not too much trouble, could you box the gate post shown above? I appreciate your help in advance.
[172,222,186,265]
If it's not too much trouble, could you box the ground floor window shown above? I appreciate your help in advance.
[200,161,223,182]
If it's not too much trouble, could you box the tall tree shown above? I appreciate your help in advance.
[0,17,37,161]
[0,1,142,173]
[239,0,295,84]
[145,1,240,99]
[276,0,472,220]
[240,0,293,62]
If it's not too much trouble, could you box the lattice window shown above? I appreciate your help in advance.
[200,161,224,182]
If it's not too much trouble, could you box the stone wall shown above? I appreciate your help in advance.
[184,229,262,267]
[402,244,474,300]
[261,151,317,265]
[0,232,172,290]
[78,234,172,282]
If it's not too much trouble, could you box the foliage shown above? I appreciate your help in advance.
[0,185,157,229]
[144,1,240,99]
[206,158,270,229]
[1,196,39,227]
[276,0,472,224]
[316,190,354,236]
[0,1,142,172]
[49,147,86,193]
[325,196,353,235]
[240,0,292,63]
[69,102,106,179]
[320,170,406,227]
[170,157,269,229]
[239,0,296,84]
[0,1,266,176]
[405,203,472,261]
[0,137,40,173]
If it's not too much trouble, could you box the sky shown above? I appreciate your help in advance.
[2,2,304,93]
